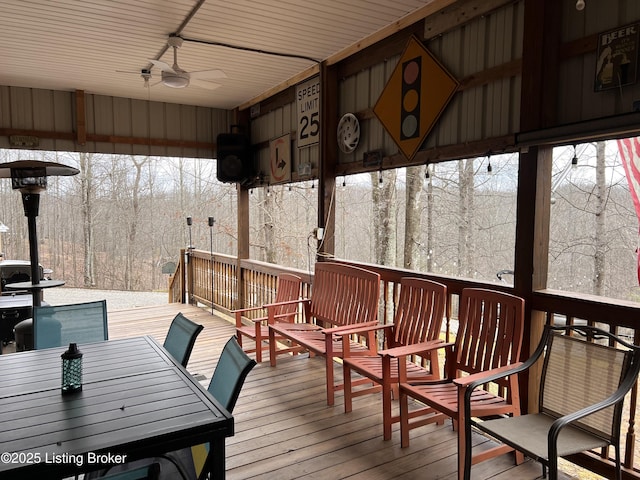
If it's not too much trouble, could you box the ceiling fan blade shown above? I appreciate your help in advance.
[148,59,176,74]
[189,69,227,80]
[190,78,222,90]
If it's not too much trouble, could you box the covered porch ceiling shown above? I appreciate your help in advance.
[0,0,457,110]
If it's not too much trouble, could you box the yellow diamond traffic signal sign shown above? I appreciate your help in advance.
[374,35,458,161]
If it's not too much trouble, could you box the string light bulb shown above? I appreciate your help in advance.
[487,155,493,174]
[425,166,430,179]
[576,0,585,11]
[572,145,578,168]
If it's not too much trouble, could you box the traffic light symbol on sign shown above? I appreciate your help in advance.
[373,35,458,161]
[401,57,421,140]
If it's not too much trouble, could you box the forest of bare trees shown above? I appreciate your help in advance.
[0,139,638,304]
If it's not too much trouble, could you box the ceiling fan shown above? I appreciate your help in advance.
[148,36,227,90]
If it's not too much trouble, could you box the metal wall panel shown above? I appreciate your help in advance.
[558,0,640,125]
[252,100,318,183]
[333,0,524,166]
[0,86,227,158]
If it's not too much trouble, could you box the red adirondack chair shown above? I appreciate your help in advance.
[235,273,302,362]
[341,277,448,440]
[396,288,525,480]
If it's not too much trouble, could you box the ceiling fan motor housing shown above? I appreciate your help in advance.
[161,70,190,88]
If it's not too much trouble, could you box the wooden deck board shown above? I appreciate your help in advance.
[106,303,575,480]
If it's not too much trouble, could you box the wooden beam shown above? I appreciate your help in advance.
[0,128,215,150]
[318,62,338,258]
[515,0,562,414]
[423,0,518,39]
[75,90,86,145]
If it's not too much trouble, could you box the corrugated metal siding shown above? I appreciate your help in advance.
[425,1,523,148]
[557,0,640,125]
[337,1,524,166]
[0,86,229,158]
[251,101,320,183]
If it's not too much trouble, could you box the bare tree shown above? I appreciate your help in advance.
[594,141,606,295]
[124,156,147,290]
[404,165,424,269]
[458,159,475,277]
[371,170,397,266]
[425,165,434,272]
[79,152,95,286]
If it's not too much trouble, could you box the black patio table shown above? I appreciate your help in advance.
[0,336,232,479]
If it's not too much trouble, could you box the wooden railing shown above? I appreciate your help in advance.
[172,250,640,479]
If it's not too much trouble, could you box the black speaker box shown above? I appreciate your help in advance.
[216,133,255,183]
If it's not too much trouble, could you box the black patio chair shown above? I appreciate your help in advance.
[163,312,203,367]
[461,324,640,480]
[87,336,256,480]
[33,299,108,349]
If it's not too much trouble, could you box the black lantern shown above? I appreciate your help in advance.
[61,342,83,394]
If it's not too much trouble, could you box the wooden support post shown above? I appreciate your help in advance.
[515,0,561,413]
[75,90,87,145]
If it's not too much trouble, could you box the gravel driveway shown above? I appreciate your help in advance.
[41,287,168,310]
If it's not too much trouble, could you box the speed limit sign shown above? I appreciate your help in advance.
[296,76,320,148]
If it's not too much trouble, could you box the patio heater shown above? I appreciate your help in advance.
[0,160,79,307]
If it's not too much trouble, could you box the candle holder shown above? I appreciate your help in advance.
[61,343,83,394]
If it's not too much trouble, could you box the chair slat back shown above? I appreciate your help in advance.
[310,262,380,328]
[271,273,302,320]
[453,288,524,381]
[542,333,630,440]
[392,278,447,347]
[34,300,108,349]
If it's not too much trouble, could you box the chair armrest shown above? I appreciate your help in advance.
[322,321,380,335]
[233,305,267,316]
[454,362,524,388]
[381,340,453,358]
[331,323,394,337]
[264,298,310,309]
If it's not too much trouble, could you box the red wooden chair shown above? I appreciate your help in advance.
[341,277,447,441]
[269,262,381,405]
[395,288,525,480]
[235,273,302,362]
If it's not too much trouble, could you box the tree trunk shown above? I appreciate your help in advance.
[594,141,606,295]
[426,165,434,272]
[371,170,397,266]
[125,156,146,290]
[458,159,475,277]
[404,165,424,269]
[79,152,95,287]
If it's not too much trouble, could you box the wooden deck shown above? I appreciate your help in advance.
[108,303,578,480]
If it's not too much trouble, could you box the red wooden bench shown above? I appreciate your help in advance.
[268,261,381,405]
